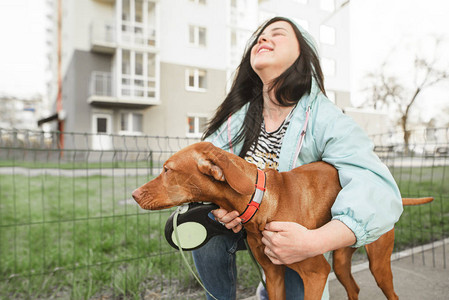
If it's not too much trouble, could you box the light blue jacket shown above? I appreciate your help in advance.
[205,79,403,248]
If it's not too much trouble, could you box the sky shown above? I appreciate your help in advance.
[0,0,46,97]
[0,0,448,120]
[350,0,449,122]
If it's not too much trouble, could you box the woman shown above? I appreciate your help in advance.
[192,17,403,300]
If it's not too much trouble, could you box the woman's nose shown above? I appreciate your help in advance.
[258,35,268,43]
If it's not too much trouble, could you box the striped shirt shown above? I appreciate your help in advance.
[245,111,294,171]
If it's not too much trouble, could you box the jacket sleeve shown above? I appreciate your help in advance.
[314,102,403,247]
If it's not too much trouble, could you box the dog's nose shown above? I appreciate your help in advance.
[132,189,141,202]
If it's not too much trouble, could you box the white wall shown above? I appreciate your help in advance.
[344,107,389,135]
[61,0,115,75]
[159,0,228,70]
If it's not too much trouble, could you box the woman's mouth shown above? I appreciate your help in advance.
[257,45,273,54]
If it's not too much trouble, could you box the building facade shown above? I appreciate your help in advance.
[44,0,352,149]
[0,95,45,130]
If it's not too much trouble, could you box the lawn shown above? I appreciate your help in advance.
[0,164,447,299]
[391,165,448,251]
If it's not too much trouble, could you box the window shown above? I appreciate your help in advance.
[122,0,130,21]
[320,25,335,45]
[122,50,131,75]
[135,0,143,22]
[97,118,108,133]
[121,0,156,47]
[189,25,207,47]
[120,50,157,98]
[135,52,143,75]
[321,57,336,76]
[120,112,143,134]
[185,68,207,91]
[92,113,112,134]
[293,0,307,4]
[187,115,208,137]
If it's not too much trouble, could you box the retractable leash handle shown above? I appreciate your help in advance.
[164,202,234,251]
[167,202,267,297]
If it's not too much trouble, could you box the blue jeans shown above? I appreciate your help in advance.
[192,233,304,300]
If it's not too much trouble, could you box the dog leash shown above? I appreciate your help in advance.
[173,209,267,298]
[243,237,267,289]
[172,208,220,300]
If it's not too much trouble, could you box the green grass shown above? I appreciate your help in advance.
[392,165,449,251]
[0,164,447,299]
[0,172,204,299]
[350,165,448,262]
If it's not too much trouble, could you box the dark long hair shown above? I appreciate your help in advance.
[203,17,326,157]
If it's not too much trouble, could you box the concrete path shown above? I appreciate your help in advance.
[243,238,448,299]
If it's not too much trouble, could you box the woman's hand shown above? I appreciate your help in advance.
[261,222,317,265]
[212,208,243,233]
[262,220,356,265]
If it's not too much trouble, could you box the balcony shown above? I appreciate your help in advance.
[121,22,157,49]
[88,71,159,107]
[91,0,115,3]
[89,71,113,97]
[90,21,116,54]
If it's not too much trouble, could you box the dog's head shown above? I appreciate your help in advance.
[132,142,255,210]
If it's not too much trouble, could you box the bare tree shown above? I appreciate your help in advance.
[362,37,449,151]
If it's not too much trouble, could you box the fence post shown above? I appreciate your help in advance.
[150,150,153,176]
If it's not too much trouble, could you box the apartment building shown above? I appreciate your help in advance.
[44,0,352,149]
[0,95,45,130]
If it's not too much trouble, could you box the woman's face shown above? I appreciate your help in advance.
[250,21,300,83]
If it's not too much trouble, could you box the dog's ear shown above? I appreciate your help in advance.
[198,144,254,195]
[198,159,225,182]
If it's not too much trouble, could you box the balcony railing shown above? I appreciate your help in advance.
[90,20,157,51]
[90,21,116,53]
[121,22,157,48]
[88,71,159,107]
[89,71,113,97]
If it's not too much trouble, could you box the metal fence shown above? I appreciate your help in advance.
[0,127,448,299]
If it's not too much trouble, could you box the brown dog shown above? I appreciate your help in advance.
[132,141,433,300]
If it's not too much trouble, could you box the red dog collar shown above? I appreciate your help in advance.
[239,169,266,224]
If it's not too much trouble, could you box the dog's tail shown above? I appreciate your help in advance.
[402,197,434,206]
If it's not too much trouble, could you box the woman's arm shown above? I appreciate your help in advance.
[312,99,403,248]
[261,220,355,265]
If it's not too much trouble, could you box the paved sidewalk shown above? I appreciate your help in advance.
[329,239,448,299]
[243,238,449,299]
